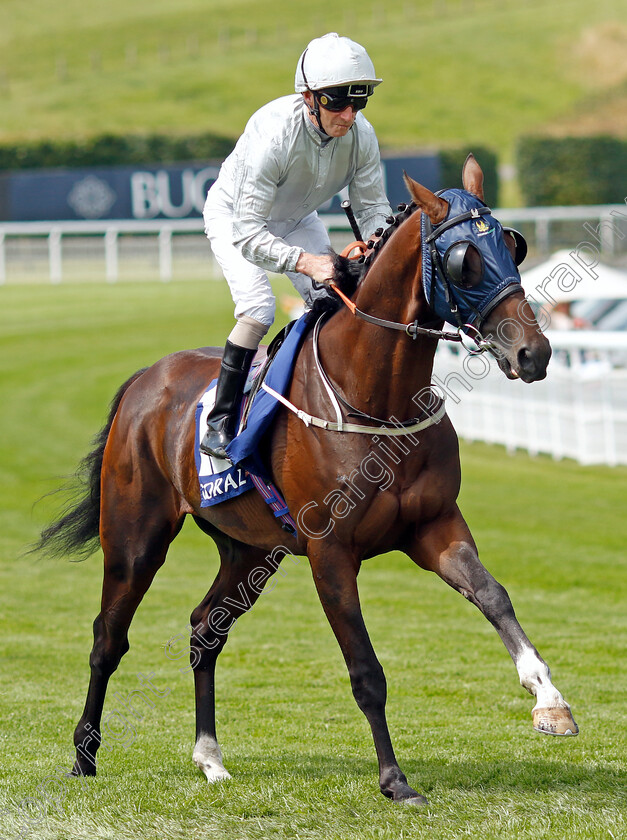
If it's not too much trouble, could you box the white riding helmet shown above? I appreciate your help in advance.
[295,33,382,92]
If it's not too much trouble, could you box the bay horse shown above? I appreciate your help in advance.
[38,155,577,807]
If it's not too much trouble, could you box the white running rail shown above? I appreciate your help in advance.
[0,204,625,284]
[434,330,627,466]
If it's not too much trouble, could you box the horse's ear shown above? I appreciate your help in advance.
[461,153,484,201]
[403,173,448,224]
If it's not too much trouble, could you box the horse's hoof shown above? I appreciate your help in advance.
[201,766,232,783]
[532,706,579,736]
[386,781,429,807]
[400,794,429,808]
[193,754,232,783]
[68,760,96,777]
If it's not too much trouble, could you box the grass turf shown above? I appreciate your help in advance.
[0,279,625,839]
[1,0,626,163]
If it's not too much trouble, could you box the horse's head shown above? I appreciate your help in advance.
[404,155,551,382]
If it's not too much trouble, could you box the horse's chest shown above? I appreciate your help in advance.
[351,490,402,550]
[398,472,455,526]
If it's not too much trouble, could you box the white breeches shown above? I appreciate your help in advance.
[205,211,332,327]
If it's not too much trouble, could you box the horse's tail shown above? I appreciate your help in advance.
[34,368,148,560]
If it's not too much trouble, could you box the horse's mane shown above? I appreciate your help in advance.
[305,201,419,325]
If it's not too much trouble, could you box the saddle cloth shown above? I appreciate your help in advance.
[194,313,311,531]
[194,385,255,507]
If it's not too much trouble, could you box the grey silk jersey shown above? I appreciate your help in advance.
[203,94,392,275]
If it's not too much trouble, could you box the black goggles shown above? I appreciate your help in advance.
[315,84,374,112]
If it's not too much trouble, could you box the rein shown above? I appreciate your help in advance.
[261,380,447,436]
[328,280,465,344]
[257,311,447,437]
[328,279,496,357]
[311,313,444,429]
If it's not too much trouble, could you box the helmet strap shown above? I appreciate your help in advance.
[308,92,328,135]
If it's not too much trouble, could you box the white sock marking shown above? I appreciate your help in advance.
[192,734,232,783]
[515,648,569,711]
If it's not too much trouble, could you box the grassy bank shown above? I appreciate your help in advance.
[2,0,626,159]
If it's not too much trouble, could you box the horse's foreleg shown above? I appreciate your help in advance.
[71,490,184,777]
[407,509,578,736]
[308,545,427,806]
[189,537,279,784]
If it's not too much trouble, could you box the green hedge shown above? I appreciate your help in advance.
[0,132,236,171]
[0,133,501,207]
[516,136,627,206]
[439,146,499,207]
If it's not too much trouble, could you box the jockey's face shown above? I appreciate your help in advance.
[303,91,357,137]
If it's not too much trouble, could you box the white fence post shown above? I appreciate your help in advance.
[602,374,618,467]
[105,228,119,283]
[49,228,62,283]
[600,210,616,257]
[0,231,5,285]
[159,227,172,281]
[536,217,550,255]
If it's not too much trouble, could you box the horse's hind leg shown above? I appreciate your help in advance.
[72,486,184,776]
[187,532,281,783]
[407,508,578,736]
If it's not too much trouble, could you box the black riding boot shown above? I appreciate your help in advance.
[200,340,257,459]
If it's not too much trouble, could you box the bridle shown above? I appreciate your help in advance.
[268,196,526,436]
[327,200,511,359]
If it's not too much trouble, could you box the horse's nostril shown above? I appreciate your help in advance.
[515,340,551,382]
[517,347,534,372]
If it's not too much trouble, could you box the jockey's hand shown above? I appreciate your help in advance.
[295,252,336,287]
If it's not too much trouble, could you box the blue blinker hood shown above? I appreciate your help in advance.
[421,189,523,328]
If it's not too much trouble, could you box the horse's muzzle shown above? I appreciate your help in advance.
[493,336,551,383]
[483,294,552,383]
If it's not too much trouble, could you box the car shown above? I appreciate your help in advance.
[595,299,627,331]
[569,297,620,326]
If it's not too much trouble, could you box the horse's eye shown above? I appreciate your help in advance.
[443,241,484,289]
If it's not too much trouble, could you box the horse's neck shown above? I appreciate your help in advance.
[355,218,424,325]
[320,218,438,422]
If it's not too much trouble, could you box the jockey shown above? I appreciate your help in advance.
[201,32,393,459]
